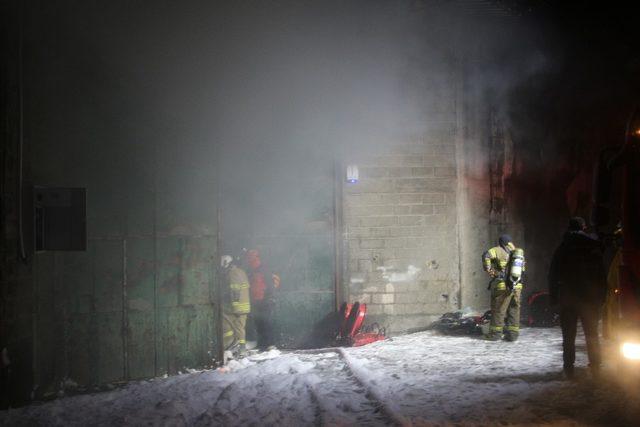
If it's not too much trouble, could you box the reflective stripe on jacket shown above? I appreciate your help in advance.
[482,244,512,274]
[492,281,523,291]
[229,266,251,314]
[483,243,524,290]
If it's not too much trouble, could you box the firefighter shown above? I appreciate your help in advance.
[548,217,606,379]
[221,255,251,357]
[482,234,525,341]
[245,249,280,350]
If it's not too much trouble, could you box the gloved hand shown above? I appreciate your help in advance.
[272,273,281,289]
[232,290,241,303]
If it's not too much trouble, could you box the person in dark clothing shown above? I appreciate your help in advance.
[548,217,607,379]
[245,249,280,349]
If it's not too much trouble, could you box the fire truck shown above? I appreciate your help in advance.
[593,109,640,370]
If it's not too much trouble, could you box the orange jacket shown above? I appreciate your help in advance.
[246,249,280,301]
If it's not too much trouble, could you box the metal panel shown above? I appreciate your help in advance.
[126,311,155,379]
[307,235,334,292]
[245,157,337,348]
[126,238,156,379]
[65,245,93,315]
[277,235,334,345]
[86,188,125,238]
[67,313,93,385]
[156,307,187,375]
[255,231,335,347]
[94,239,123,313]
[96,312,124,383]
[34,187,87,251]
[16,2,223,397]
[33,252,58,390]
[31,227,220,388]
[274,292,335,348]
[62,245,98,385]
[89,240,126,383]
[180,237,216,306]
[156,237,181,309]
[55,251,90,383]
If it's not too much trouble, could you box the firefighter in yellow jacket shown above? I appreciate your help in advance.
[482,234,525,341]
[221,255,251,356]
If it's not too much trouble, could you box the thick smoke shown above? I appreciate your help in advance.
[26,0,549,260]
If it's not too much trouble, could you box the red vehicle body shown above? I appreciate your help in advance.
[618,112,640,364]
[594,109,640,366]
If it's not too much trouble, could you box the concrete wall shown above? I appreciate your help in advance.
[343,150,460,332]
[343,72,462,332]
[341,27,529,333]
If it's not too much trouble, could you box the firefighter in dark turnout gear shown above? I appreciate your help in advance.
[482,234,525,341]
[221,255,251,356]
[548,217,606,379]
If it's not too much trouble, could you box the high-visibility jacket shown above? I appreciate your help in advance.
[482,243,524,290]
[226,265,251,314]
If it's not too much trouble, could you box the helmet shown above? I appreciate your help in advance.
[220,255,233,268]
[498,234,512,248]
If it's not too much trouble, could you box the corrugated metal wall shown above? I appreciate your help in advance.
[32,235,218,387]
[29,139,221,391]
[3,0,339,401]
[28,147,339,391]
[15,0,226,391]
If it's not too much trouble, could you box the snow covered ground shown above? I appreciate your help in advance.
[2,327,640,426]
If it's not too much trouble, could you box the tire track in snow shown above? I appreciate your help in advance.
[304,380,327,427]
[296,348,408,426]
[337,348,411,427]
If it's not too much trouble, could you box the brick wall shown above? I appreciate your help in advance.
[343,124,461,333]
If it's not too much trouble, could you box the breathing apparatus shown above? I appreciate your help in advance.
[506,248,524,291]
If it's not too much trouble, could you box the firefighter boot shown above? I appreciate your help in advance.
[231,343,247,358]
[503,332,519,342]
[484,325,503,341]
[483,332,502,341]
[504,333,519,342]
[503,326,519,342]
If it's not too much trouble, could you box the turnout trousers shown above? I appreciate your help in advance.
[488,284,522,341]
[223,312,247,350]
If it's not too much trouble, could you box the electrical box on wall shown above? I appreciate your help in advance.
[34,187,87,251]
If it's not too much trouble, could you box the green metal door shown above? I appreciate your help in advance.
[242,153,337,348]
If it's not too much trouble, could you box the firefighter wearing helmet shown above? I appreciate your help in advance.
[220,254,251,356]
[482,234,525,341]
